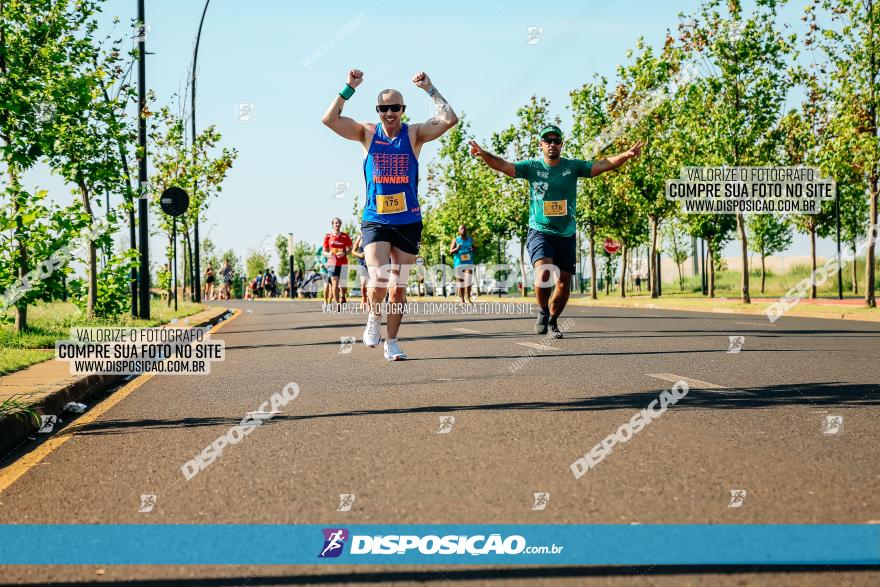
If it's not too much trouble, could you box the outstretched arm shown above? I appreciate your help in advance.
[322,69,368,143]
[469,140,516,178]
[412,72,459,144]
[591,141,644,177]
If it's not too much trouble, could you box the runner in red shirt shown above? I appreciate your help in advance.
[322,217,352,310]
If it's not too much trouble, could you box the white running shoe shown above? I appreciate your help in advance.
[363,313,381,347]
[383,338,407,361]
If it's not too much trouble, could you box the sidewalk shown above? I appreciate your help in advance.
[0,306,229,457]
[566,294,880,322]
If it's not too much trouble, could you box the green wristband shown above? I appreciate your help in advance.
[339,84,355,100]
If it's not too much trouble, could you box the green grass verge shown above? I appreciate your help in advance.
[0,393,40,424]
[0,299,205,375]
[0,349,55,376]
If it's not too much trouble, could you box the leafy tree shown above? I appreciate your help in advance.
[275,234,289,275]
[807,0,879,303]
[0,0,100,329]
[244,250,271,281]
[664,218,691,291]
[48,39,132,318]
[678,0,796,303]
[778,105,836,298]
[149,106,236,299]
[747,214,793,293]
[610,36,686,298]
[807,0,880,305]
[568,78,616,299]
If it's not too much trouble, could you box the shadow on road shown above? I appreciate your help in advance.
[75,382,880,436]
[19,565,880,586]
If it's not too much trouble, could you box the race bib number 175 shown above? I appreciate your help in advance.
[376,193,406,214]
[544,199,567,217]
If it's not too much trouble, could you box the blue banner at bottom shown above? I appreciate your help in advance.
[1,525,878,565]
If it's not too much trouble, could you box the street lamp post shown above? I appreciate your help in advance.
[836,186,843,299]
[136,0,150,319]
[192,0,210,303]
[288,233,295,299]
[440,242,447,297]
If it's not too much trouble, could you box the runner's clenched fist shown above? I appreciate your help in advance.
[412,71,432,90]
[347,69,364,89]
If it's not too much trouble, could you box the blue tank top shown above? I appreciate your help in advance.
[356,242,366,266]
[455,236,474,263]
[362,123,421,225]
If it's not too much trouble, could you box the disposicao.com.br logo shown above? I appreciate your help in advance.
[318,529,563,557]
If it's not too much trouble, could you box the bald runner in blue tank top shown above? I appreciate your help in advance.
[322,68,459,359]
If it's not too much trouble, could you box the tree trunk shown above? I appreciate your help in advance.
[852,242,859,295]
[866,179,878,308]
[1,18,27,331]
[166,235,173,307]
[646,243,653,296]
[589,226,597,300]
[79,180,97,318]
[708,242,716,298]
[182,230,190,301]
[677,259,684,292]
[810,224,818,299]
[10,168,28,332]
[736,212,750,303]
[619,243,627,298]
[760,255,766,294]
[185,231,196,302]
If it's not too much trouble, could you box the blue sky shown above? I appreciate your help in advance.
[23,0,837,270]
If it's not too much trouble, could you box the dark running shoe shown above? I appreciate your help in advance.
[535,310,549,334]
[548,317,563,339]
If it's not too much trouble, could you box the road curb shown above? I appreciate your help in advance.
[567,299,880,323]
[0,307,231,459]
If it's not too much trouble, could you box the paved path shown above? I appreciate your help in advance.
[1,300,878,585]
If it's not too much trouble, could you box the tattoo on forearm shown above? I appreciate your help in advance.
[430,89,452,124]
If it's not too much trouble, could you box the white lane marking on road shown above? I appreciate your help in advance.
[452,327,481,334]
[646,373,756,395]
[517,342,560,352]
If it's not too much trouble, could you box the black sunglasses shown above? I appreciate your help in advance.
[376,104,406,113]
[542,137,562,145]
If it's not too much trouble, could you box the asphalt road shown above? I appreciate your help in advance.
[1,298,879,586]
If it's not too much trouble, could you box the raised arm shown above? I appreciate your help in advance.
[411,72,459,145]
[591,141,644,177]
[322,69,368,143]
[469,140,516,178]
[449,238,460,254]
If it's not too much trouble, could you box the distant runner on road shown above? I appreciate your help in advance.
[323,217,352,311]
[322,68,458,360]
[470,125,643,338]
[450,225,476,305]
[352,234,369,311]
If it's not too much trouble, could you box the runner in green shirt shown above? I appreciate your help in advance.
[470,125,643,338]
